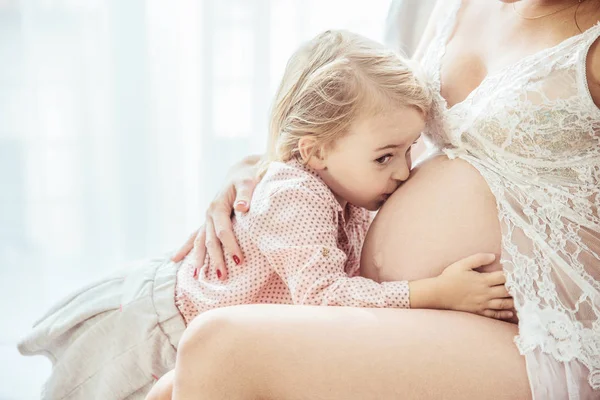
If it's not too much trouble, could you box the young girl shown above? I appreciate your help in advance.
[145,29,513,400]
[18,30,513,400]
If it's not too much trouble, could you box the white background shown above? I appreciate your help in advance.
[0,0,393,398]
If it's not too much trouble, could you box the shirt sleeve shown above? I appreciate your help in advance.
[252,186,410,308]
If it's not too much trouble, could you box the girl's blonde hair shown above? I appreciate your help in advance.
[259,29,432,176]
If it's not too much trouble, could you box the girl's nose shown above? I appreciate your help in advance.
[392,163,410,182]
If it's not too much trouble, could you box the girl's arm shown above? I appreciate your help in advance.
[254,186,411,308]
[254,186,513,319]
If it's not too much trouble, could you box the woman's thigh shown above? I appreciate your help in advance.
[180,304,531,400]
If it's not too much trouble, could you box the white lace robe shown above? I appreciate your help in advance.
[415,1,600,398]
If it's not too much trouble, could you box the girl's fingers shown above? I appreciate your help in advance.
[484,270,506,286]
[487,297,514,310]
[457,253,496,270]
[488,285,510,299]
[211,207,244,265]
[171,230,197,262]
[481,309,514,320]
[205,218,228,281]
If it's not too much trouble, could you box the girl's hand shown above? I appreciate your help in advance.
[170,155,261,280]
[436,253,514,320]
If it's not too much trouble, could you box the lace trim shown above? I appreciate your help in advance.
[421,2,600,394]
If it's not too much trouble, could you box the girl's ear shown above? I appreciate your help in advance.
[298,137,327,170]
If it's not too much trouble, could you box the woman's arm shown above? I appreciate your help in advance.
[410,1,456,162]
[412,0,454,63]
[384,0,438,58]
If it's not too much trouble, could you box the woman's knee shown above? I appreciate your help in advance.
[178,308,239,361]
[177,306,268,376]
[175,307,266,398]
[145,370,175,400]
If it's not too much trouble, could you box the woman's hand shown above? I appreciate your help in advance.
[171,155,262,280]
[433,253,514,320]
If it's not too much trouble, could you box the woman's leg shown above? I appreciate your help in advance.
[145,370,174,400]
[173,304,531,400]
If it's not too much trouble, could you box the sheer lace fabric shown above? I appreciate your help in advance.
[419,2,600,398]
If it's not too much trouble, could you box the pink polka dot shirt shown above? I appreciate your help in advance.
[175,159,411,324]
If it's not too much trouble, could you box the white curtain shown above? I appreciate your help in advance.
[0,1,392,397]
[384,0,437,57]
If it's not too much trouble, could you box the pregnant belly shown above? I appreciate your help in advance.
[361,154,502,282]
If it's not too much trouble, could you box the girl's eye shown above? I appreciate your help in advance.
[375,154,393,165]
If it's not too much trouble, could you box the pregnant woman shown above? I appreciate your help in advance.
[171,0,600,398]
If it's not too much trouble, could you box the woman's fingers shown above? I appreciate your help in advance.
[233,178,257,212]
[171,230,197,262]
[192,225,207,266]
[481,309,514,320]
[487,297,514,310]
[205,217,228,281]
[211,207,244,265]
[484,270,506,286]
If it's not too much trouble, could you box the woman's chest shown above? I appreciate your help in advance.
[440,31,571,109]
[430,44,596,162]
[437,1,591,109]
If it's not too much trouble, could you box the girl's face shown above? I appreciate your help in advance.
[314,106,425,211]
